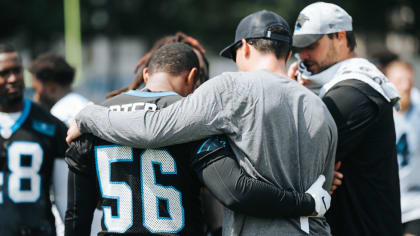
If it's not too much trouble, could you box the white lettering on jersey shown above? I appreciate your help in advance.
[109,102,157,112]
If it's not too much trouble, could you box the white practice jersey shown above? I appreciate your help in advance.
[394,88,420,223]
[51,93,89,127]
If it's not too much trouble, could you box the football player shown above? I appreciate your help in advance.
[29,52,99,236]
[0,44,68,235]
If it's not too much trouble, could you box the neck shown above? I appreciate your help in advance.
[0,99,24,113]
[43,87,71,110]
[250,55,288,77]
[338,49,356,63]
[54,87,72,103]
[399,95,411,113]
[144,73,176,92]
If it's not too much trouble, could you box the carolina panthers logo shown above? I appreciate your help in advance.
[397,133,410,167]
[295,14,309,30]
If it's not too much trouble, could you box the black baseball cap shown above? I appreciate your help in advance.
[220,10,292,60]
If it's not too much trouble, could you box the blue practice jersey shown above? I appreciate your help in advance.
[0,99,67,235]
[65,91,204,235]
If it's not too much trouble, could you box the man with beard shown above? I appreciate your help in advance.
[288,2,402,235]
[0,44,68,235]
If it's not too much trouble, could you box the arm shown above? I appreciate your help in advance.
[52,159,69,220]
[64,135,98,236]
[75,77,233,148]
[191,136,317,218]
[322,81,379,162]
[52,118,70,220]
[200,188,224,236]
[65,170,97,236]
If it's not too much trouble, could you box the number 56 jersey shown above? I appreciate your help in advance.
[0,99,68,235]
[65,91,204,236]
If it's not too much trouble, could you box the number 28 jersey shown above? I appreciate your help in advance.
[0,99,68,235]
[66,90,204,235]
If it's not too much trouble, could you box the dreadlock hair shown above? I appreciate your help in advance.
[106,32,209,98]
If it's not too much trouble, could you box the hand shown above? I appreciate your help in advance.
[306,175,331,217]
[329,161,343,195]
[287,61,299,80]
[66,119,82,145]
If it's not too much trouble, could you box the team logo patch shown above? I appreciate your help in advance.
[295,14,309,30]
[196,136,227,154]
[32,120,56,137]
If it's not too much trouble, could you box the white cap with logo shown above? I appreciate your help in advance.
[293,2,353,48]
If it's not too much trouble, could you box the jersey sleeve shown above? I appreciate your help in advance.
[190,136,315,218]
[75,75,234,149]
[65,134,98,236]
[65,134,95,175]
[322,81,379,162]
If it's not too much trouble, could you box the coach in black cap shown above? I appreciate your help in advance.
[220,10,292,60]
[69,10,337,236]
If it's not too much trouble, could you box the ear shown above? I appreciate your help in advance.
[142,67,149,84]
[286,50,292,63]
[337,30,346,40]
[337,30,347,47]
[187,67,198,87]
[242,39,250,58]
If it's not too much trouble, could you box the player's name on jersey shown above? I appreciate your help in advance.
[109,102,157,112]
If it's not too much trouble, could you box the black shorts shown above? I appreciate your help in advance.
[403,219,420,235]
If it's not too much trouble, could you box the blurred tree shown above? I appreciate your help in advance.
[0,0,419,55]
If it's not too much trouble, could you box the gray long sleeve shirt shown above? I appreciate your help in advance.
[77,70,337,235]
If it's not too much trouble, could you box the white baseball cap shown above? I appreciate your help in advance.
[293,2,353,48]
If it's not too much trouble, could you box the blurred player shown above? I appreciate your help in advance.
[386,61,420,236]
[0,44,68,235]
[29,53,89,126]
[28,53,101,236]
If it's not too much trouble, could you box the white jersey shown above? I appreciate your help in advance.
[394,88,420,223]
[51,92,89,127]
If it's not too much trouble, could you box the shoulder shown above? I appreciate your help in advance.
[191,73,237,101]
[51,93,89,113]
[101,91,183,110]
[326,79,386,105]
[51,93,89,124]
[52,93,89,110]
[29,101,67,135]
[322,80,382,126]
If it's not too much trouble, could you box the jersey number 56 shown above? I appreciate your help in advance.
[95,146,184,233]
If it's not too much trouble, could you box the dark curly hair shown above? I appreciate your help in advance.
[29,53,75,87]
